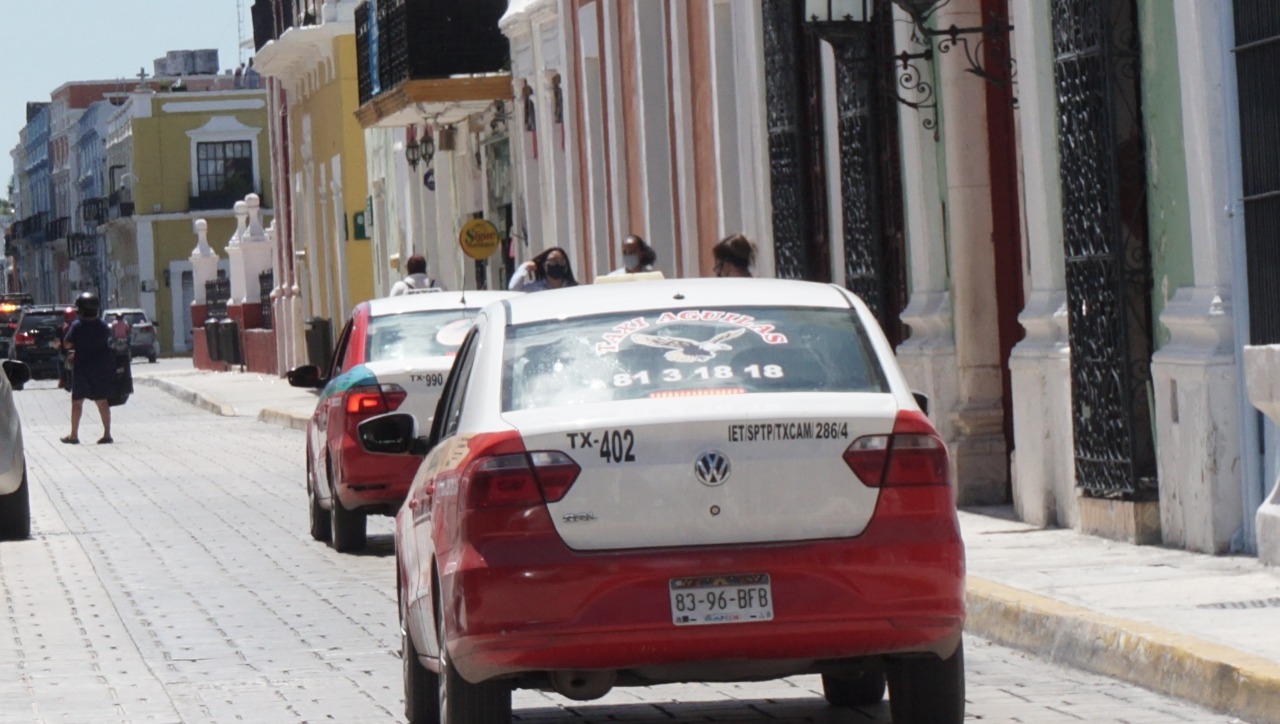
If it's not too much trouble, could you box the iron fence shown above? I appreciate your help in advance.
[259,270,274,330]
[205,278,230,320]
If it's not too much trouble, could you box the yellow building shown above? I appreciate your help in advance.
[102,84,272,355]
[252,2,373,372]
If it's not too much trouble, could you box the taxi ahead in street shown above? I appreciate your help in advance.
[1,359,31,541]
[393,278,966,724]
[288,289,519,553]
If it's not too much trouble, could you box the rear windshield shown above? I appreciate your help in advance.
[365,309,478,363]
[20,312,65,331]
[503,306,889,412]
[121,312,148,326]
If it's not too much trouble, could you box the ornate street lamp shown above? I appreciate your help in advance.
[890,0,1015,87]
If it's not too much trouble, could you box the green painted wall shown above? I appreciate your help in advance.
[1139,2,1194,350]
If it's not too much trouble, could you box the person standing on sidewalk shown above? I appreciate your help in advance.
[61,292,115,445]
[389,254,442,295]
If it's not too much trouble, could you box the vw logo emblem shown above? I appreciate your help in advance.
[694,450,731,486]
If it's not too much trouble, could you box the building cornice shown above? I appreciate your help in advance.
[253,21,351,85]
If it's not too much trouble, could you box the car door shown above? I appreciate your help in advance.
[404,324,482,653]
[311,317,356,488]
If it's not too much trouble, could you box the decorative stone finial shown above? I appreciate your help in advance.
[231,200,249,247]
[246,194,266,240]
[192,218,214,258]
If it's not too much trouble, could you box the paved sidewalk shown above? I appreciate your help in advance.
[134,359,1280,724]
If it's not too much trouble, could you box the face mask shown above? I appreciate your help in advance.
[545,264,567,280]
[623,254,640,270]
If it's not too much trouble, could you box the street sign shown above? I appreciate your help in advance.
[458,218,501,260]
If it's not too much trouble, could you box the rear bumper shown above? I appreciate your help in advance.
[336,439,419,512]
[434,488,965,682]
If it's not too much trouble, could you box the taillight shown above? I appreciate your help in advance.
[464,450,581,509]
[844,410,949,487]
[343,384,407,415]
[13,331,33,347]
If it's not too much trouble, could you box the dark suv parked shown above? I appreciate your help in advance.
[8,305,73,380]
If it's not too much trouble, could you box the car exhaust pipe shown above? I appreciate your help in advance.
[548,669,616,701]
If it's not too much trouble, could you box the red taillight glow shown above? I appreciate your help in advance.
[464,450,581,509]
[13,331,33,346]
[843,410,950,487]
[343,384,407,415]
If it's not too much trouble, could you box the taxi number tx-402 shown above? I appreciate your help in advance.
[669,573,774,626]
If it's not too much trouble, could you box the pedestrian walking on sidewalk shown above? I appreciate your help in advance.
[508,247,579,292]
[712,233,757,278]
[389,254,442,295]
[607,234,657,276]
[61,292,115,445]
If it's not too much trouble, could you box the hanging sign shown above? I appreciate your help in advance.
[458,218,501,260]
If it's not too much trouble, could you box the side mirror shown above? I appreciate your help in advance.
[2,360,31,388]
[152,320,160,328]
[912,391,930,416]
[357,413,418,454]
[410,437,434,456]
[287,364,324,389]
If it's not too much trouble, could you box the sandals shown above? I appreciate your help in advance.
[97,437,113,445]
[60,436,80,444]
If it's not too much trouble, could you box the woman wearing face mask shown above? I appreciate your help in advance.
[508,246,579,292]
[607,234,657,275]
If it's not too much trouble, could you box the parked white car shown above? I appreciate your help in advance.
[0,360,31,541]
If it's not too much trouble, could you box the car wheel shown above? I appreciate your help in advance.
[327,460,366,553]
[887,641,965,724]
[148,352,157,363]
[0,469,32,541]
[822,669,886,707]
[308,462,331,543]
[404,622,440,723]
[437,596,511,724]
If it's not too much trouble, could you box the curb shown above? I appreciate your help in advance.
[257,407,309,431]
[135,376,237,417]
[966,576,1280,724]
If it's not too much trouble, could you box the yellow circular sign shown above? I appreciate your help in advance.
[459,218,501,260]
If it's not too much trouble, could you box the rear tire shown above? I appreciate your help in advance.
[437,598,510,724]
[887,641,965,724]
[308,463,331,543]
[0,470,32,541]
[822,669,886,707]
[404,625,440,723]
[328,461,366,553]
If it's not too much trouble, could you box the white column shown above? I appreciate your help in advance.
[239,193,274,305]
[227,200,249,304]
[892,4,958,452]
[1008,0,1077,529]
[189,219,219,304]
[935,0,1006,506]
[1150,0,1248,554]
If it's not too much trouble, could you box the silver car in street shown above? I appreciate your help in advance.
[1,360,31,541]
[104,307,159,363]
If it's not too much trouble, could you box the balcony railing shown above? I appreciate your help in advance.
[81,198,108,226]
[356,0,509,107]
[190,181,263,212]
[251,0,329,50]
[49,216,70,240]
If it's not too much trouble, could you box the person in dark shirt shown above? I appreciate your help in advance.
[61,292,115,444]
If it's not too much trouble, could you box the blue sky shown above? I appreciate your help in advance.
[1,1,246,197]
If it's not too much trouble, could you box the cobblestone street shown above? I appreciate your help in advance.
[0,382,1240,723]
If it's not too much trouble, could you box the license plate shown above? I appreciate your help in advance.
[669,573,773,626]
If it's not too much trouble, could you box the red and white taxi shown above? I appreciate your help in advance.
[394,278,965,723]
[288,290,518,553]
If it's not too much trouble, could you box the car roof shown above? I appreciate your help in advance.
[104,307,146,314]
[496,278,857,326]
[365,290,521,317]
[20,305,73,314]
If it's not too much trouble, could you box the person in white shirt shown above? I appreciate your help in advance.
[606,234,656,276]
[390,255,443,295]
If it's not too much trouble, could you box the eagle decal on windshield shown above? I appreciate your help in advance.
[630,328,746,363]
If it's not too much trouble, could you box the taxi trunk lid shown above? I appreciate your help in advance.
[361,358,454,435]
[503,394,898,551]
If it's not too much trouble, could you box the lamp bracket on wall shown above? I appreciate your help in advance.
[892,0,1016,101]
